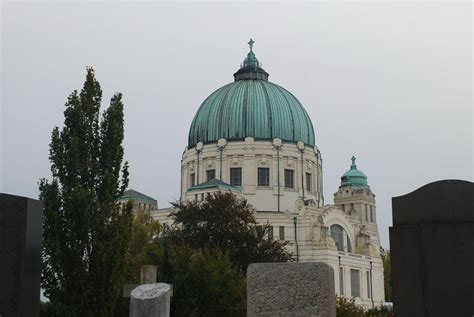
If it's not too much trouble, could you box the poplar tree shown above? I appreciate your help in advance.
[39,67,132,316]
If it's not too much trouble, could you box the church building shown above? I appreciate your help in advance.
[151,39,385,308]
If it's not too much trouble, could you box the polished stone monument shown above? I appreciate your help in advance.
[247,262,336,317]
[390,180,474,317]
[0,193,43,317]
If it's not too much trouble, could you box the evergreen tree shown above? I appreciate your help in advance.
[40,67,132,316]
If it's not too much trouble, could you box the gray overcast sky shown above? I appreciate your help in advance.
[1,2,472,248]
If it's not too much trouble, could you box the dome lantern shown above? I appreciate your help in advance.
[340,156,369,189]
[233,39,269,81]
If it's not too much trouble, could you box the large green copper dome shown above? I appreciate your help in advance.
[340,156,370,189]
[188,40,315,149]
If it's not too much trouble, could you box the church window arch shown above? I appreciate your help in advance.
[330,224,352,253]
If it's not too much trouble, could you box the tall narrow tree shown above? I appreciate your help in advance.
[40,67,132,316]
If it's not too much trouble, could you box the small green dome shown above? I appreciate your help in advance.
[340,156,369,189]
[188,39,315,148]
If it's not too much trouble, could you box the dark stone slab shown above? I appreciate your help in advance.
[0,193,43,317]
[389,225,426,317]
[390,180,474,317]
[247,262,336,317]
[392,179,474,225]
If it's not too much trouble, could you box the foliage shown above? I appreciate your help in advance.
[380,247,392,301]
[335,296,393,317]
[39,67,132,316]
[115,209,246,317]
[40,301,65,317]
[124,209,162,283]
[365,304,394,317]
[115,209,163,316]
[169,191,293,273]
[336,296,365,317]
[168,245,246,317]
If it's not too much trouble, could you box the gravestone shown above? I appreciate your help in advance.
[130,283,172,317]
[140,265,157,284]
[247,262,336,317]
[123,265,157,298]
[0,193,43,317]
[390,180,474,317]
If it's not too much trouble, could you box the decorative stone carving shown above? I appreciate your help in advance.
[272,138,282,148]
[355,225,372,256]
[305,199,317,207]
[310,213,336,249]
[295,199,304,210]
[217,138,227,148]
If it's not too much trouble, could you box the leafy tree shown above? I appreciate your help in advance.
[169,191,293,272]
[380,247,392,301]
[335,296,393,317]
[366,305,394,317]
[169,246,246,317]
[115,209,163,316]
[40,67,132,316]
[336,296,365,317]
[40,301,63,317]
[124,209,162,283]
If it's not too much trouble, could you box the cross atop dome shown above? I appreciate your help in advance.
[233,38,269,81]
[351,156,357,168]
[248,38,255,51]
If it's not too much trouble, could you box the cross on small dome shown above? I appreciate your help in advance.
[248,38,255,51]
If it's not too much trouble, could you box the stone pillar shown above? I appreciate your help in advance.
[247,262,336,317]
[130,283,172,317]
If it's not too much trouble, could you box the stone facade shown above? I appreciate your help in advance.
[181,137,323,211]
[252,199,384,308]
[153,147,385,309]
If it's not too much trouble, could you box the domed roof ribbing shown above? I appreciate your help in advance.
[188,39,316,148]
[340,156,369,189]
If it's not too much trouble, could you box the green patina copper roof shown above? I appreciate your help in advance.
[188,178,241,193]
[340,156,370,189]
[120,189,158,205]
[188,39,316,148]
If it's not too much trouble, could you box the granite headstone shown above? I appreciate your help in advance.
[247,262,336,317]
[390,180,474,317]
[130,283,172,317]
[0,193,43,317]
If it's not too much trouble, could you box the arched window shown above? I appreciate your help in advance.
[330,224,352,252]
